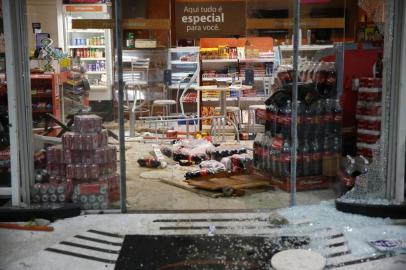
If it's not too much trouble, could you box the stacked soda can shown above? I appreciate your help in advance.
[355,78,382,160]
[70,174,120,210]
[62,115,118,209]
[31,181,73,204]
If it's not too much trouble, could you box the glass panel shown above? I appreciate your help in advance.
[27,0,120,211]
[0,0,10,198]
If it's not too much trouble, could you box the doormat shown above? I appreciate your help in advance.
[115,234,309,270]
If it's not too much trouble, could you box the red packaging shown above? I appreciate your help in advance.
[64,150,73,164]
[62,132,74,150]
[73,134,83,150]
[98,130,108,147]
[75,164,84,179]
[82,151,94,164]
[90,164,100,179]
[357,87,382,102]
[73,115,102,134]
[359,77,382,88]
[66,164,75,179]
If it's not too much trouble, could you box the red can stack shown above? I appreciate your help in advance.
[32,114,119,209]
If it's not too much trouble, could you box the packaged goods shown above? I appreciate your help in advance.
[253,133,263,169]
[46,145,64,164]
[207,147,247,161]
[199,160,226,171]
[137,158,161,168]
[31,181,73,204]
[185,168,219,180]
[73,114,102,134]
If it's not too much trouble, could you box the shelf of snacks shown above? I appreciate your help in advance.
[199,37,274,125]
[30,73,61,129]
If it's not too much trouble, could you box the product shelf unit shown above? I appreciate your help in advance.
[168,47,200,114]
[30,73,61,129]
[62,3,113,101]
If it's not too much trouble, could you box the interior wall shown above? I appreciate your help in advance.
[26,0,60,52]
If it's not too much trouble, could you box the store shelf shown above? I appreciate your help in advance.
[68,29,105,33]
[278,45,334,51]
[202,77,235,82]
[32,93,52,98]
[80,58,106,61]
[32,109,52,113]
[87,71,106,74]
[67,45,105,49]
[169,83,198,89]
[201,59,238,64]
[202,97,238,102]
[240,58,274,63]
[171,60,198,65]
[30,74,53,79]
[169,47,199,53]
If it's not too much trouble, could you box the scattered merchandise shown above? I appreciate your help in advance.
[369,239,406,252]
[137,158,162,168]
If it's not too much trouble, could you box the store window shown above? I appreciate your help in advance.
[19,0,403,214]
[0,0,10,202]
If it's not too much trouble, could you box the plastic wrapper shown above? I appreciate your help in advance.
[98,129,108,147]
[207,147,247,161]
[66,164,103,179]
[137,158,161,168]
[221,154,253,172]
[185,168,219,180]
[64,146,117,165]
[31,180,73,204]
[46,163,66,177]
[72,182,108,210]
[46,145,64,164]
[71,174,119,209]
[73,114,102,134]
[160,145,173,157]
[199,160,226,171]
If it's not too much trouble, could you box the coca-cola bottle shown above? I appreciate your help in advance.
[332,99,342,135]
[268,103,278,137]
[297,100,306,142]
[262,134,271,174]
[303,105,314,140]
[265,104,271,134]
[302,140,312,177]
[253,133,263,169]
[310,139,322,176]
[325,63,337,97]
[279,139,291,178]
[270,135,283,178]
[310,99,325,141]
[315,62,327,96]
[323,99,333,136]
[280,100,292,139]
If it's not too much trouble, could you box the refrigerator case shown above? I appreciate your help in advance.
[62,4,113,101]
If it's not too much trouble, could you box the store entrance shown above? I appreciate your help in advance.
[24,0,399,213]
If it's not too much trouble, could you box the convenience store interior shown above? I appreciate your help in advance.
[1,0,402,212]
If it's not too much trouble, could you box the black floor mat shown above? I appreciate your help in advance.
[115,234,309,270]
